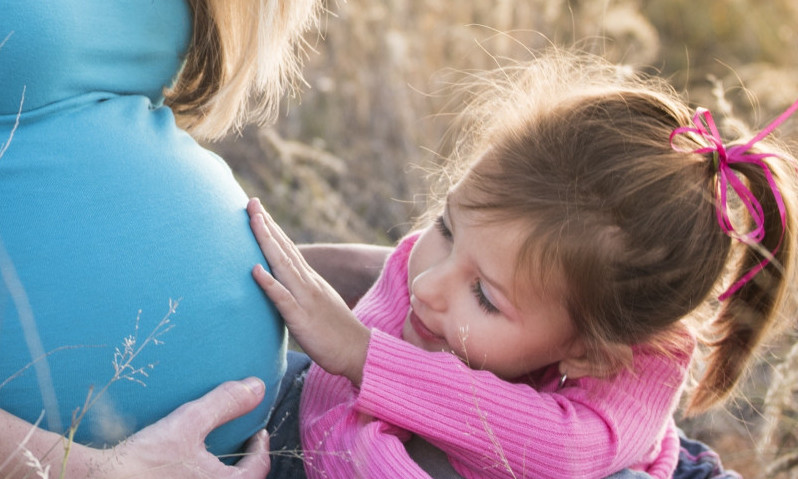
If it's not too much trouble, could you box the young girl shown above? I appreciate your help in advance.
[249,50,798,478]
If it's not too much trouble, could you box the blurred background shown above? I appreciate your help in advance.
[210,1,798,477]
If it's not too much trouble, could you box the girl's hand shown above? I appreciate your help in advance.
[297,243,391,308]
[247,198,370,386]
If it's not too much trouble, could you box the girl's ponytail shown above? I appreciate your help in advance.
[687,158,796,413]
[672,102,798,414]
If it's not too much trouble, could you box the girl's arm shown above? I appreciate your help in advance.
[297,243,392,308]
[0,378,271,479]
[356,330,685,479]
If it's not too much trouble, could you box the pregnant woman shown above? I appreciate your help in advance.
[0,0,319,476]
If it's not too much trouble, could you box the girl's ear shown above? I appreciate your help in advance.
[559,342,633,380]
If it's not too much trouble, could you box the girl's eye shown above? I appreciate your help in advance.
[471,280,500,314]
[435,215,452,240]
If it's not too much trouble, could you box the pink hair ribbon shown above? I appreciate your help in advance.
[669,98,798,300]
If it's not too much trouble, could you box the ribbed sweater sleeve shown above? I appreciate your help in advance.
[357,330,688,479]
[300,235,690,479]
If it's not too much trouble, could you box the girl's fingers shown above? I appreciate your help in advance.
[248,200,308,274]
[248,198,289,248]
[248,198,327,314]
[252,264,300,316]
[250,213,297,277]
[250,198,312,269]
[259,211,310,270]
[246,197,268,218]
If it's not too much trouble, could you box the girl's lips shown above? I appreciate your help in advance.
[408,309,444,343]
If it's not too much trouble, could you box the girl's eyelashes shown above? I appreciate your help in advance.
[471,280,500,314]
[435,215,498,315]
[435,215,453,240]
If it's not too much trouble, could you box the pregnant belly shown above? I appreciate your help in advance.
[0,95,286,455]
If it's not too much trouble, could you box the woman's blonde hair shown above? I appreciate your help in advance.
[165,0,322,140]
[435,48,798,415]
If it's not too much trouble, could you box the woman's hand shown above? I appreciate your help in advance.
[248,198,370,386]
[0,378,271,479]
[108,377,272,478]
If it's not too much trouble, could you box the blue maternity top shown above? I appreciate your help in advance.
[0,0,286,456]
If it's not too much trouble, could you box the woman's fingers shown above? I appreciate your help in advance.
[232,430,271,479]
[182,378,266,437]
[178,379,271,478]
[116,377,271,478]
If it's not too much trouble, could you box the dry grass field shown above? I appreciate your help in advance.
[211,1,798,477]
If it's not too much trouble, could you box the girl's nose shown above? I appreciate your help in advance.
[411,266,449,312]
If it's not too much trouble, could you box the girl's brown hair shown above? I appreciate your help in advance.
[165,0,321,140]
[437,49,798,415]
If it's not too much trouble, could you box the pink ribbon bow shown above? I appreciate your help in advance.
[669,99,798,300]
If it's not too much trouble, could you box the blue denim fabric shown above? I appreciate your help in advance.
[606,469,654,478]
[266,351,312,479]
[607,429,741,479]
[672,431,742,479]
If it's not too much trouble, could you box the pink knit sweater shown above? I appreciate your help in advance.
[299,234,691,478]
